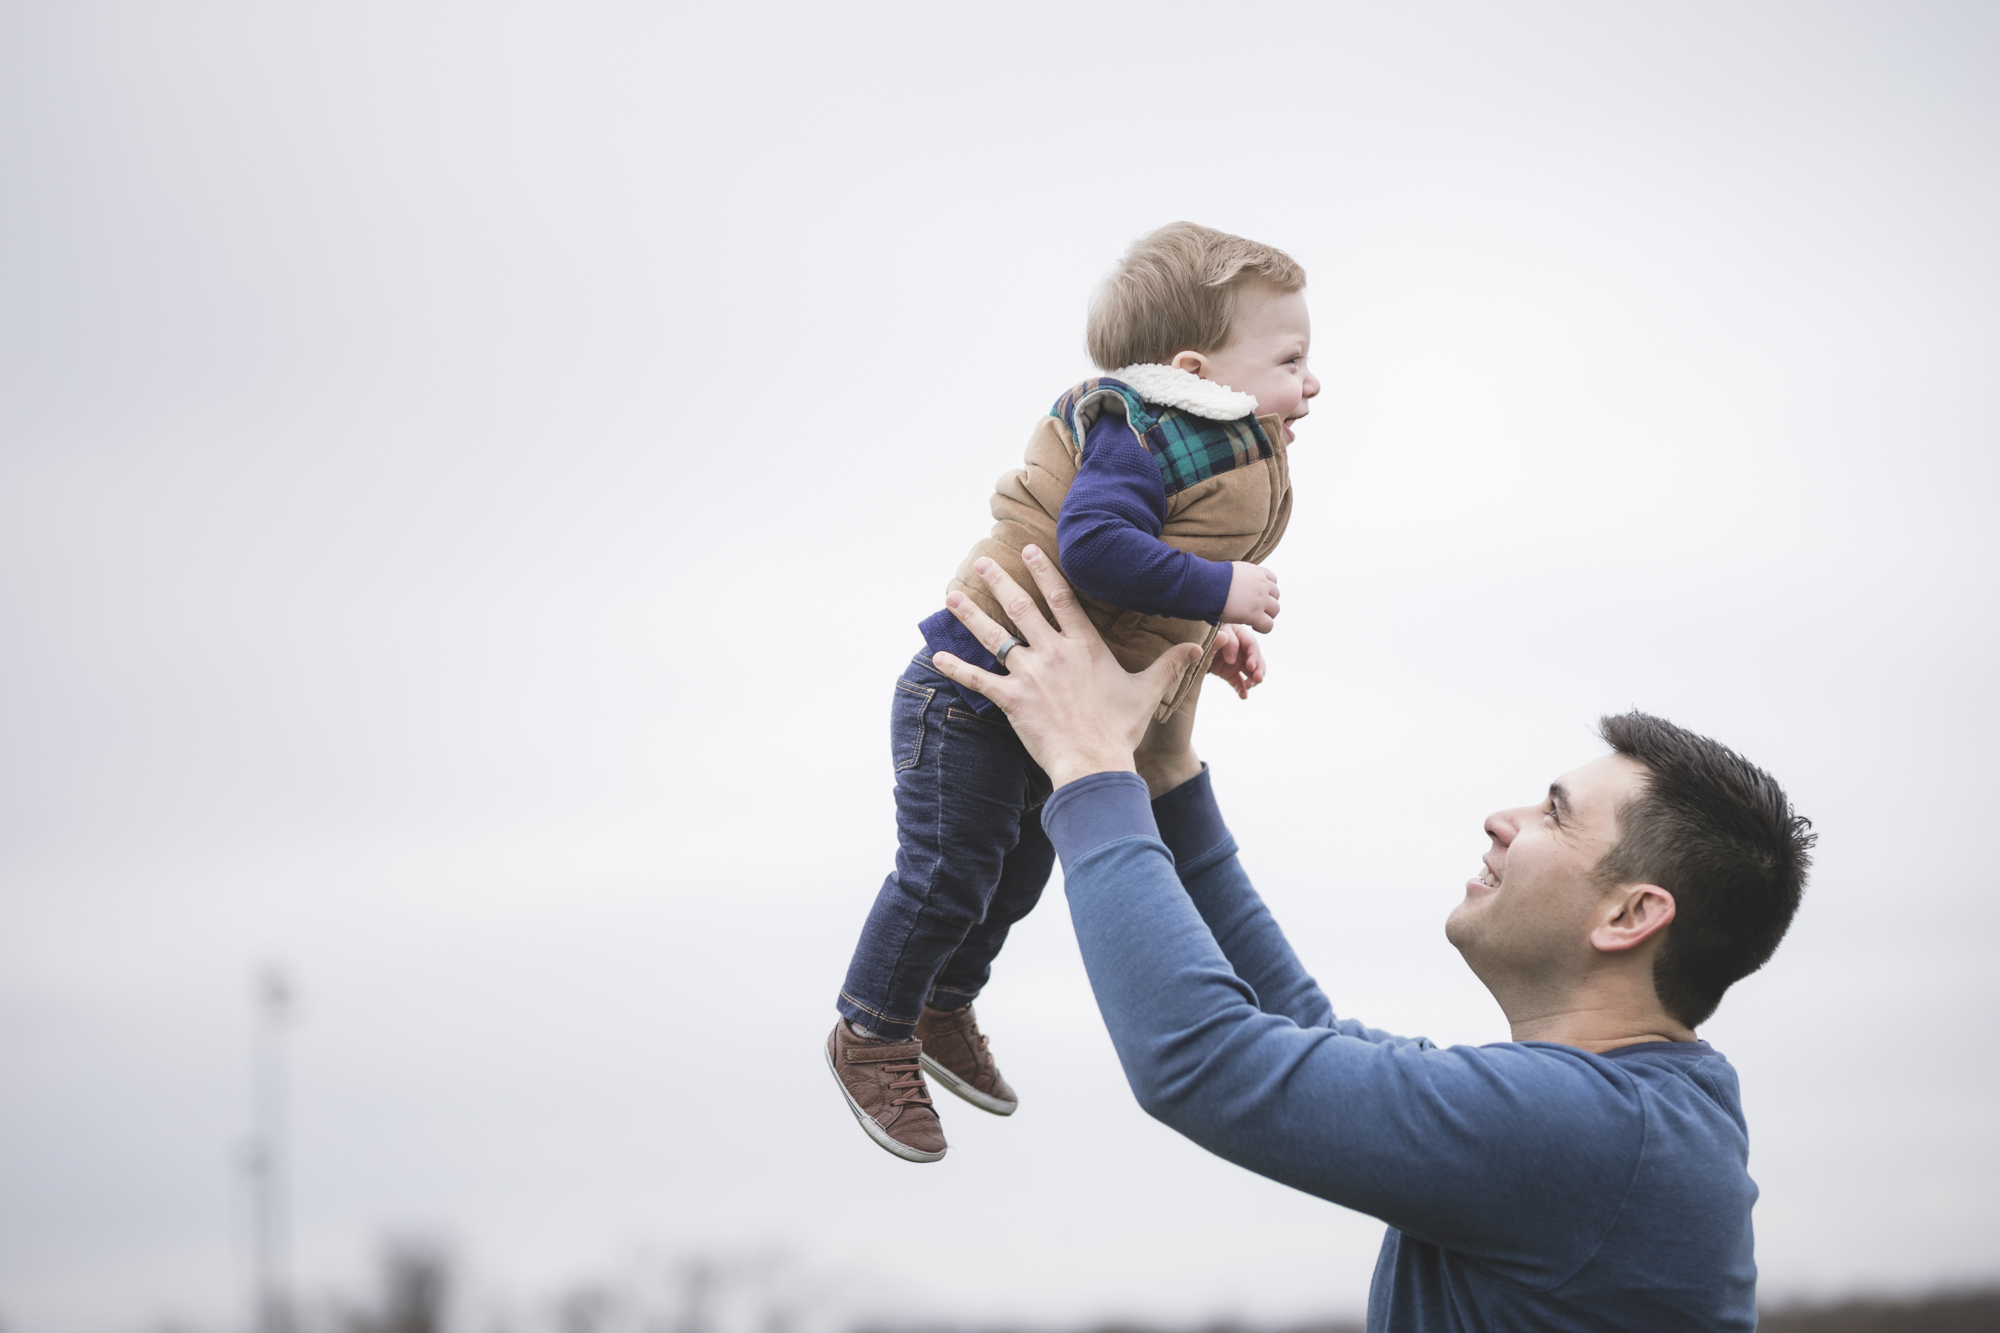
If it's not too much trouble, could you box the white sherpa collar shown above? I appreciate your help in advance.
[1110,363,1260,421]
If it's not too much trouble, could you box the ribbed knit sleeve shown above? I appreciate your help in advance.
[1056,414,1234,621]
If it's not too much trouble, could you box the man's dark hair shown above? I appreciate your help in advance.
[1595,711,1815,1028]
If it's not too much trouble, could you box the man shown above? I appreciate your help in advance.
[928,547,1814,1332]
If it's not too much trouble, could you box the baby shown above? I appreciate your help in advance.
[827,222,1318,1162]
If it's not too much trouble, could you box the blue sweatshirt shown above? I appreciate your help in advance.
[1042,769,1760,1332]
[919,410,1235,710]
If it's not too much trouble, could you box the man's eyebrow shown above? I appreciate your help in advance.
[1549,782,1573,820]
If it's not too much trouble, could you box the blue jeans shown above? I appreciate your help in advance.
[837,657,1055,1041]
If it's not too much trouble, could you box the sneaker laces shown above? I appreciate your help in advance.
[938,1013,996,1082]
[885,1056,933,1109]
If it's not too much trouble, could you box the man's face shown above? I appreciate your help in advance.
[1196,281,1320,440]
[1446,753,1649,990]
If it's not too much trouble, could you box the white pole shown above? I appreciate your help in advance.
[250,967,292,1333]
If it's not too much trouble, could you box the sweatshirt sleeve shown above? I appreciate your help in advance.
[1056,414,1234,621]
[1043,771,1649,1284]
[1150,768,1344,1032]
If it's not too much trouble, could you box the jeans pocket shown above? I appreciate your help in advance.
[890,678,934,771]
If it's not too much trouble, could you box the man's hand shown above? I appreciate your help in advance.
[930,546,1205,791]
[1223,562,1280,631]
[1207,623,1267,699]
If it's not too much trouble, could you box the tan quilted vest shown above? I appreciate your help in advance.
[946,403,1292,722]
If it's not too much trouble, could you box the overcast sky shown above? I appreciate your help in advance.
[3,4,1997,1331]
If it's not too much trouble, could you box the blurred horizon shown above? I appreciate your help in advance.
[4,4,1998,1331]
[93,1235,2000,1333]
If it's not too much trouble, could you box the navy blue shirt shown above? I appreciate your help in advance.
[918,412,1234,708]
[1042,768,1761,1332]
[1053,412,1235,617]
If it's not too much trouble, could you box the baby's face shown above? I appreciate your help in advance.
[1176,281,1320,440]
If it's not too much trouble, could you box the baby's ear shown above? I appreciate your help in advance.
[1169,350,1208,376]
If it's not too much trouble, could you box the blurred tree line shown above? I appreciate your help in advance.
[142,1244,2000,1333]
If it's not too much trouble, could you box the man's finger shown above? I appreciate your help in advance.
[1020,544,1089,638]
[930,651,1009,703]
[1138,641,1207,702]
[970,556,1058,647]
[945,587,1027,660]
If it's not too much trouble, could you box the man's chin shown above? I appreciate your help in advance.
[1443,900,1479,951]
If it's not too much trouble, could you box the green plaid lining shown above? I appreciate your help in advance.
[1143,411,1270,493]
[1052,378,1271,496]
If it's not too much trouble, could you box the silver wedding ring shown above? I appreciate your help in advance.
[994,634,1024,667]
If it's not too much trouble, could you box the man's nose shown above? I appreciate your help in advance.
[1484,809,1519,847]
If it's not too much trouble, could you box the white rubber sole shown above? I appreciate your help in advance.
[825,1042,946,1163]
[920,1053,1018,1117]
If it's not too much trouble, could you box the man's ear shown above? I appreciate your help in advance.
[1590,884,1676,954]
[1169,349,1209,377]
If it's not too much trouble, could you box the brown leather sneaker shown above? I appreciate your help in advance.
[825,1020,947,1162]
[915,1004,1018,1116]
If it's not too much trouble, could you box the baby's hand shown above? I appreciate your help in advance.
[1208,624,1267,699]
[1222,562,1280,632]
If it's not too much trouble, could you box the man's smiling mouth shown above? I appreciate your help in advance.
[1478,864,1500,888]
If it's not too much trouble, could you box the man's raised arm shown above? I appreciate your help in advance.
[1149,766,1347,1034]
[927,551,1644,1280]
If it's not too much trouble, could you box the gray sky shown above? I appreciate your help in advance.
[3,3,1997,1330]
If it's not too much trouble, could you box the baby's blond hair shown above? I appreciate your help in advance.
[1086,222,1306,371]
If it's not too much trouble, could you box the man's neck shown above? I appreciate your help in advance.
[1501,976,1697,1053]
[1513,1018,1698,1054]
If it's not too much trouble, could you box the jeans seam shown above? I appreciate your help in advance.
[838,990,918,1028]
[945,705,1007,729]
[893,679,934,771]
[876,687,951,1018]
